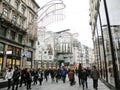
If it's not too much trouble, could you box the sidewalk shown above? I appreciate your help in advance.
[88,78,110,90]
[0,76,110,90]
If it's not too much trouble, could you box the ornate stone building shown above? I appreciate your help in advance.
[0,0,39,77]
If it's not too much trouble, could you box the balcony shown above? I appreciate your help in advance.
[0,13,26,33]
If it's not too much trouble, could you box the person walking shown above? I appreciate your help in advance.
[19,68,26,87]
[5,68,13,90]
[12,66,20,90]
[33,69,38,85]
[44,69,49,81]
[91,66,99,90]
[81,68,88,90]
[61,67,67,83]
[55,68,61,83]
[68,69,75,86]
[26,68,32,90]
[78,64,82,86]
[38,69,43,85]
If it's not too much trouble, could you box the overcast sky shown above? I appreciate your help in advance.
[35,0,93,48]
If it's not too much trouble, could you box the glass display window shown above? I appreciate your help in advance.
[16,60,20,67]
[0,57,3,72]
[7,46,12,55]
[6,59,12,69]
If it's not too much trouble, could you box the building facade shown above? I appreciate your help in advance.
[89,0,120,89]
[0,0,39,77]
[35,29,94,69]
[35,30,55,69]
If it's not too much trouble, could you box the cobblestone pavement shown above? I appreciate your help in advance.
[1,76,110,90]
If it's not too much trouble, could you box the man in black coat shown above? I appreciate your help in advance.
[12,66,20,90]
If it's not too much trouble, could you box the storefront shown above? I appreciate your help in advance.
[6,45,21,69]
[26,51,32,68]
[0,43,4,77]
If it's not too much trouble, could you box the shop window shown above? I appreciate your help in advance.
[15,48,21,56]
[0,26,6,37]
[0,58,3,71]
[6,59,12,69]
[16,60,20,67]
[18,34,22,43]
[7,46,12,55]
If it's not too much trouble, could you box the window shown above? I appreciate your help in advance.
[15,48,21,56]
[21,6,25,15]
[28,39,33,47]
[0,43,4,54]
[20,17,25,27]
[12,15,17,22]
[27,51,32,58]
[6,0,10,3]
[3,8,8,17]
[29,12,34,23]
[0,26,6,37]
[18,34,22,43]
[7,46,12,54]
[10,31,15,40]
[22,0,26,3]
[15,1,19,10]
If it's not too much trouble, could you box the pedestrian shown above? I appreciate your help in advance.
[26,68,32,90]
[61,67,67,83]
[12,66,20,90]
[78,64,82,86]
[81,68,88,90]
[5,68,13,90]
[44,69,49,81]
[38,69,43,85]
[49,68,55,82]
[19,68,26,87]
[33,69,38,85]
[91,66,99,90]
[55,68,61,83]
[68,69,75,86]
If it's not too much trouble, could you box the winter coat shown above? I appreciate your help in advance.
[81,71,88,80]
[91,69,99,80]
[5,71,13,80]
[12,70,20,80]
[68,71,74,80]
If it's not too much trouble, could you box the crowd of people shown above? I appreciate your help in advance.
[5,65,99,90]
